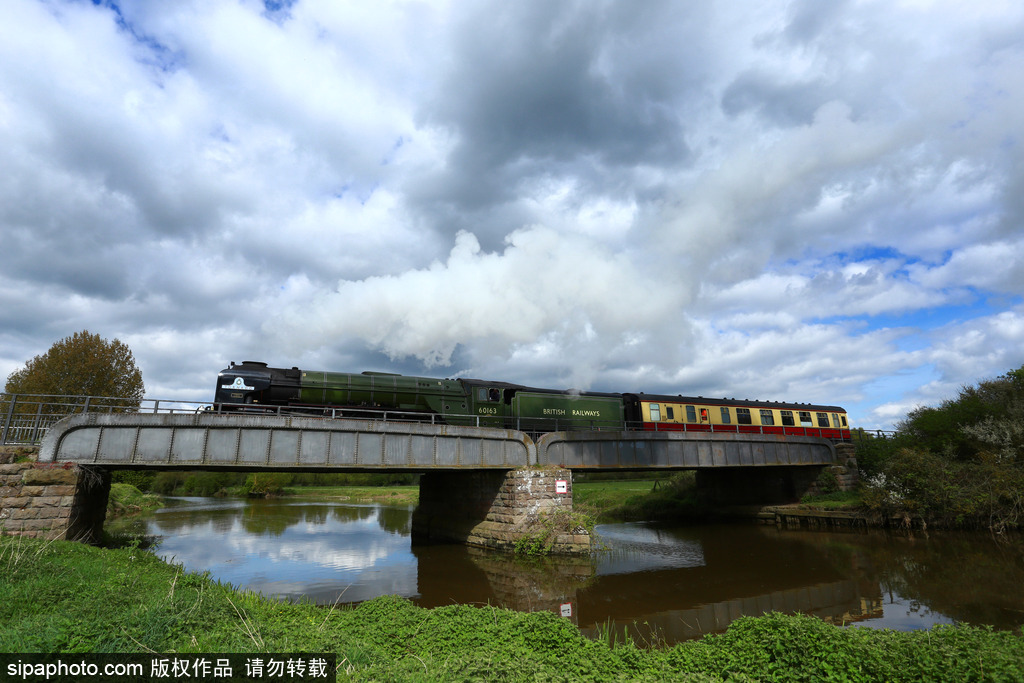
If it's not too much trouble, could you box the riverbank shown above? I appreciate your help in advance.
[282,484,419,505]
[1,536,1020,681]
[107,482,163,516]
[102,477,880,531]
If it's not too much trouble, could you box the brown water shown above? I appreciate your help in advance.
[116,497,1024,645]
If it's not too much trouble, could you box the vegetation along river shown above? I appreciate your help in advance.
[111,496,1024,646]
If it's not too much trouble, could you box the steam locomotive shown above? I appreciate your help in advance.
[214,361,851,440]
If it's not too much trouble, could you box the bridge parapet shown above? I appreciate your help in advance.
[39,414,838,471]
[537,430,836,469]
[38,413,535,470]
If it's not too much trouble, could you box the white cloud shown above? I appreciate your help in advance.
[2,0,1023,432]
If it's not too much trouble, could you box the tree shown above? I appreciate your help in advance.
[898,364,1024,464]
[4,330,145,401]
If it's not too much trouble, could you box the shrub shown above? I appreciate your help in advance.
[863,447,1024,530]
[241,472,293,497]
[111,470,156,491]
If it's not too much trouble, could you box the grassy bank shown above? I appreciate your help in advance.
[1,537,1021,681]
[281,484,418,505]
[573,474,703,523]
[107,482,164,517]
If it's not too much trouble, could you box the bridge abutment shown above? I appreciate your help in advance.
[0,461,110,543]
[412,468,590,554]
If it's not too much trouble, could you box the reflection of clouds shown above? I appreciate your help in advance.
[147,500,419,604]
[594,523,705,576]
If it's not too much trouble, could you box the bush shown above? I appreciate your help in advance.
[111,470,156,491]
[149,471,188,495]
[148,471,246,496]
[863,447,1024,530]
[288,472,418,486]
[240,472,293,497]
[852,430,913,478]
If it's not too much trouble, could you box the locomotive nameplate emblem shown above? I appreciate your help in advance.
[221,377,255,391]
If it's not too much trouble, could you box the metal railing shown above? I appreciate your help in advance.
[1,393,211,446]
[850,429,898,440]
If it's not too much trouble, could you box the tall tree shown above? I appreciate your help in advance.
[4,330,145,401]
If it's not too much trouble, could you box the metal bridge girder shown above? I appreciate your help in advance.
[38,413,535,470]
[38,414,837,470]
[536,430,836,468]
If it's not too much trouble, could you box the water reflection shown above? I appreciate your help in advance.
[130,497,1024,644]
[784,529,1024,630]
[147,498,417,604]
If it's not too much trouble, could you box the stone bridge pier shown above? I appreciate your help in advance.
[413,468,590,554]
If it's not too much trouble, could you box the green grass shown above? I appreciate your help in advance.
[107,483,164,516]
[281,485,419,505]
[573,480,663,507]
[799,490,864,509]
[1,536,1021,681]
[574,474,703,522]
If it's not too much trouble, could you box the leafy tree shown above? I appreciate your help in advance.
[4,330,144,402]
[897,365,1024,464]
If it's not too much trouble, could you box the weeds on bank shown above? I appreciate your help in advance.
[513,508,596,556]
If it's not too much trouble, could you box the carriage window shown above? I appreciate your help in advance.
[781,410,795,426]
[686,405,697,422]
[700,408,709,422]
[799,411,813,425]
[817,412,830,427]
[736,408,752,424]
[720,407,731,424]
[841,415,848,427]
[666,406,675,420]
[832,413,841,428]
[649,404,661,421]
[760,409,775,425]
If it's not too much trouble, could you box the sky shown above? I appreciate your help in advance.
[2,0,1023,430]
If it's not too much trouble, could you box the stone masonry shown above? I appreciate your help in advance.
[806,443,860,496]
[0,461,111,543]
[412,468,591,554]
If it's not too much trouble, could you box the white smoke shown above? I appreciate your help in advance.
[269,225,686,375]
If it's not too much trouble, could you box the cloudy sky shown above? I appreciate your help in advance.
[2,0,1023,429]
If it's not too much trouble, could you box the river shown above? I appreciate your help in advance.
[110,496,1024,645]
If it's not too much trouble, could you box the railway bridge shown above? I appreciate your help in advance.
[4,408,853,552]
